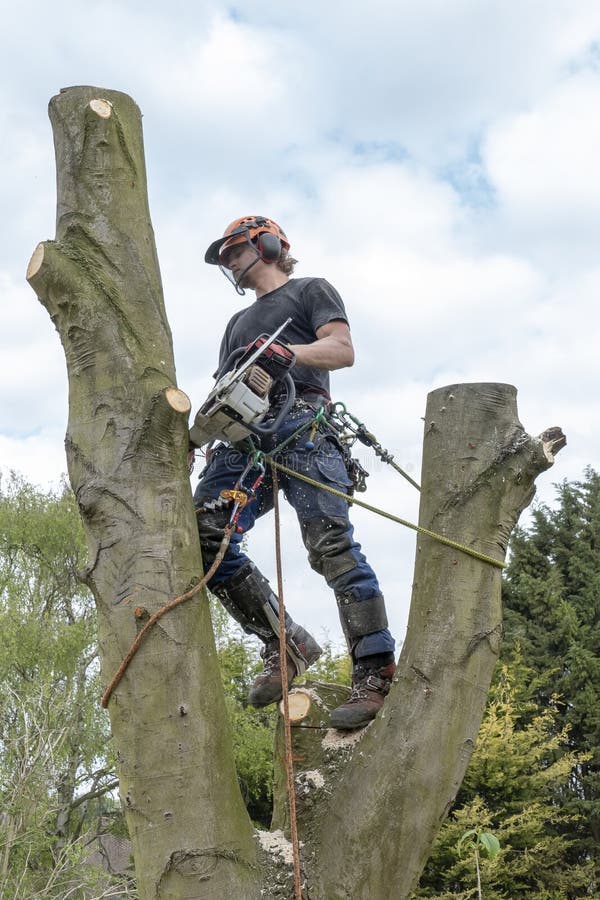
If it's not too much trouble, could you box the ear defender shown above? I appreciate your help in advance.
[256,231,282,261]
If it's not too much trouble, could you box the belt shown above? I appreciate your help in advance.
[271,383,331,407]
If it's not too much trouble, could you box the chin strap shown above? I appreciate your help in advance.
[219,236,264,295]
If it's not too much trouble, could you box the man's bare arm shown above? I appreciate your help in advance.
[289,320,355,371]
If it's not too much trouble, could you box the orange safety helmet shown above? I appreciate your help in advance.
[205,215,290,266]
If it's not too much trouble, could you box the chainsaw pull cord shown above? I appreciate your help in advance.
[272,465,303,900]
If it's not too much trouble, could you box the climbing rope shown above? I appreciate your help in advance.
[100,524,235,708]
[272,466,303,900]
[329,401,421,492]
[262,455,505,570]
[102,404,503,709]
[100,460,266,707]
[99,394,504,900]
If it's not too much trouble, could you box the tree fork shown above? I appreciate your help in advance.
[28,86,566,900]
[273,385,564,900]
[27,86,261,900]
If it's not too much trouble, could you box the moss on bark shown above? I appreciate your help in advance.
[28,86,260,900]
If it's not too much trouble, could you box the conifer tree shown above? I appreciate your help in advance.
[502,467,600,865]
[412,656,594,899]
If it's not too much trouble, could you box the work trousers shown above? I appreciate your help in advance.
[193,404,395,659]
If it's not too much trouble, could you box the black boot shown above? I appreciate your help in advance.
[330,654,395,729]
[212,562,322,708]
[248,624,323,708]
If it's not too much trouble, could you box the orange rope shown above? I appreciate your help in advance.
[100,525,234,708]
[272,467,303,900]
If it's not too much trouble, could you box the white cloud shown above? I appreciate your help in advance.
[234,0,600,163]
[148,15,294,113]
[1,0,599,650]
[0,430,68,492]
[484,68,600,254]
[0,272,67,434]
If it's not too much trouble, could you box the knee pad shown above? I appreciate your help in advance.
[212,561,287,641]
[336,592,389,645]
[301,516,358,583]
[195,499,231,564]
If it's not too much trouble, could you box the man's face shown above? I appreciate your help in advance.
[220,241,261,288]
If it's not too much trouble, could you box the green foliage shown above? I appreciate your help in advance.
[414,469,600,897]
[209,599,275,825]
[0,473,128,898]
[209,598,350,826]
[413,657,594,899]
[458,829,500,862]
[309,637,351,686]
[503,467,600,865]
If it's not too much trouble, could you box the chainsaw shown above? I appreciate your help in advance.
[189,318,296,448]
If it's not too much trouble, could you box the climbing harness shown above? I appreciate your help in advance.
[102,400,503,708]
[329,402,422,493]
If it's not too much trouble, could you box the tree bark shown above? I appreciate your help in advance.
[284,386,564,900]
[28,87,565,900]
[27,86,261,900]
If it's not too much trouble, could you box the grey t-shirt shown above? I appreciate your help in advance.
[217,277,349,397]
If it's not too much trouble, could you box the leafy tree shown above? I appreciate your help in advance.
[210,598,351,827]
[0,473,131,898]
[0,470,342,897]
[209,600,275,826]
[413,656,594,899]
[502,467,600,865]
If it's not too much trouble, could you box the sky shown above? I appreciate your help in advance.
[1,1,599,652]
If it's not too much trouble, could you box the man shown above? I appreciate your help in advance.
[192,215,395,729]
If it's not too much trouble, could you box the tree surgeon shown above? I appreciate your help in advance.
[191,215,396,728]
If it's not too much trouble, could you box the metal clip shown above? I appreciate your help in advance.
[220,489,249,509]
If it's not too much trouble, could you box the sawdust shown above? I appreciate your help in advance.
[256,829,294,865]
[297,769,325,790]
[321,723,370,750]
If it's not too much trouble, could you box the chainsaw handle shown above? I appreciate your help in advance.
[245,374,296,438]
[214,347,245,381]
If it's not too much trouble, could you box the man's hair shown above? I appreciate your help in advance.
[276,249,298,275]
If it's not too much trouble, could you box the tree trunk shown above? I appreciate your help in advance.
[27,86,261,900]
[278,386,564,900]
[28,87,565,899]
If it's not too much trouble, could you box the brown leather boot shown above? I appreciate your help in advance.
[330,661,396,729]
[248,626,322,708]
